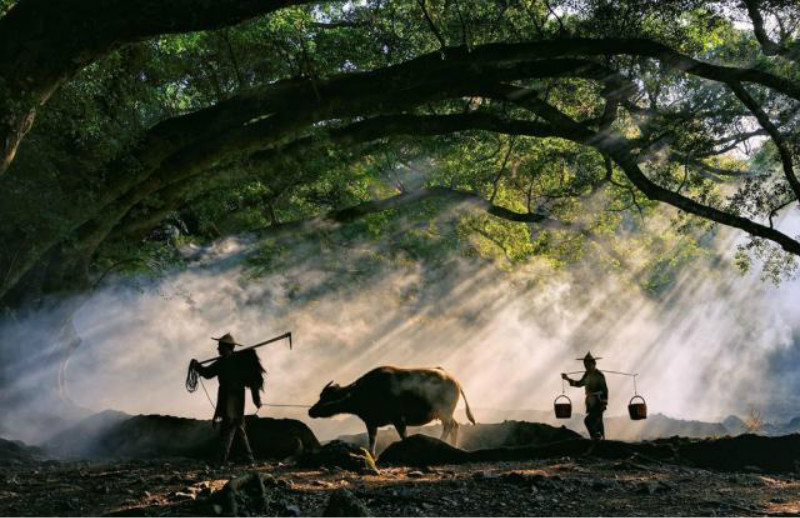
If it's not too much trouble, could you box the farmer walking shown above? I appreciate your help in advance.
[190,333,266,463]
[562,352,608,440]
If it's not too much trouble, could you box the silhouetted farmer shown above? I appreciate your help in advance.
[562,352,608,440]
[190,333,265,463]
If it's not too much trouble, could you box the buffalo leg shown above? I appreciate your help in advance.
[440,420,451,442]
[450,420,460,447]
[367,424,378,457]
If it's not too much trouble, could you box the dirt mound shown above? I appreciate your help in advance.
[458,421,581,450]
[378,432,800,473]
[338,420,580,454]
[669,433,800,472]
[379,434,469,466]
[45,412,319,460]
[44,409,132,457]
[0,437,45,466]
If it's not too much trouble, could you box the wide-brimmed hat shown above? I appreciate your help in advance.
[576,351,602,362]
[211,332,242,347]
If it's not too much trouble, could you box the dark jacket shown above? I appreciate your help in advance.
[569,370,608,411]
[195,353,262,423]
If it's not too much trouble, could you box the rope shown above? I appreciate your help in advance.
[189,364,310,412]
[186,363,200,392]
[199,377,216,410]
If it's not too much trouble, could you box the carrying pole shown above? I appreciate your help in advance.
[564,369,637,377]
[197,331,292,365]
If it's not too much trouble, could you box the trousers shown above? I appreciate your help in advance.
[220,420,255,462]
[584,408,605,440]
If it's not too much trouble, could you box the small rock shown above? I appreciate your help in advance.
[323,489,371,517]
[215,473,269,516]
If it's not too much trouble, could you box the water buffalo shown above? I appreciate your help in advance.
[308,366,475,456]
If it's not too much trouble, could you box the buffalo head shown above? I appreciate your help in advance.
[308,380,349,418]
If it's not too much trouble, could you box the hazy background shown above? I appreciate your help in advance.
[1,208,799,444]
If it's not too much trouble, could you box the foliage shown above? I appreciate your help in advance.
[1,0,799,306]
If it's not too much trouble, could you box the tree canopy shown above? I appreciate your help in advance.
[1,0,799,309]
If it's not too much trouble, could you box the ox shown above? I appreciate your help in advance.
[308,366,475,456]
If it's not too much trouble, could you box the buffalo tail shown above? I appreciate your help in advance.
[460,385,476,424]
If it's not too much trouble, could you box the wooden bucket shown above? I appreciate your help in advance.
[554,394,572,419]
[628,395,647,420]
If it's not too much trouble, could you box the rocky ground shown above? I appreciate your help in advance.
[4,418,800,516]
[1,451,800,516]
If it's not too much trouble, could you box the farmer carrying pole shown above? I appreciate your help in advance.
[562,352,609,441]
[188,332,270,464]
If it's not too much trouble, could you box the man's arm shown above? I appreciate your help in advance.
[562,372,587,387]
[191,359,219,379]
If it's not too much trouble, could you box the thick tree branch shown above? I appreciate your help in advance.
[243,186,569,259]
[728,81,800,200]
[742,0,800,63]
[108,113,562,244]
[0,0,319,175]
[483,83,800,256]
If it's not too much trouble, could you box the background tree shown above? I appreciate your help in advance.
[0,0,799,314]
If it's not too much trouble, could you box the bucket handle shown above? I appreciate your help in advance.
[554,394,571,405]
[629,395,646,405]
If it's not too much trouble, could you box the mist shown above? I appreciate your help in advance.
[2,207,800,446]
